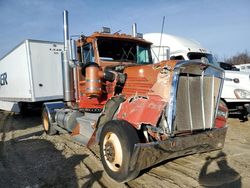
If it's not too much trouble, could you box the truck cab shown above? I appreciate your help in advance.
[218,62,250,120]
[74,32,153,110]
[144,33,250,119]
[143,33,216,65]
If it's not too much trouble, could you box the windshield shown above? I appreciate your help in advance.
[219,62,240,71]
[187,52,217,65]
[97,38,152,64]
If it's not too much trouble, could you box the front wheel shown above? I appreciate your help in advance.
[99,120,140,182]
[42,107,57,135]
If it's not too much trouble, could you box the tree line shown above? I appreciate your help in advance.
[225,51,250,65]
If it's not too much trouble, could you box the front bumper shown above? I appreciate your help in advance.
[129,127,227,172]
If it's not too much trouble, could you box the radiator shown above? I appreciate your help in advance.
[174,75,221,132]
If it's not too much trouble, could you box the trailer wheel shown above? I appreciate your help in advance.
[99,120,140,182]
[42,107,57,135]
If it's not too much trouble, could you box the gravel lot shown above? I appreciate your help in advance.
[0,111,249,188]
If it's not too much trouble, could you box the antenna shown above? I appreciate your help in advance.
[113,30,121,34]
[157,16,165,61]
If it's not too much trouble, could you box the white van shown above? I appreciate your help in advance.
[235,64,250,73]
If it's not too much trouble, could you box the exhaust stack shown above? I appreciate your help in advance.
[62,10,74,102]
[132,23,137,37]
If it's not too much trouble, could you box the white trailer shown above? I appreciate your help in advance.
[0,39,64,113]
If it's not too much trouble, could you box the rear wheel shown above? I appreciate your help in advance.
[99,120,140,182]
[42,107,57,135]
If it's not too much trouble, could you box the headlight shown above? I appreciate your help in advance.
[234,89,250,99]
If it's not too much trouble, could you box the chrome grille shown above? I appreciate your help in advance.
[174,75,221,132]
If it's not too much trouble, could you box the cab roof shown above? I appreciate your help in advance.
[80,32,152,45]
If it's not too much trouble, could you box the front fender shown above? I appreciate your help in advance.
[116,95,166,129]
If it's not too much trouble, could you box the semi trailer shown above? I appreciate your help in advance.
[41,11,228,182]
[0,40,64,113]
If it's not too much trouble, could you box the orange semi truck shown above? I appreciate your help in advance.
[42,11,228,182]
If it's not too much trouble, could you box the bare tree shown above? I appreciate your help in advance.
[225,50,250,65]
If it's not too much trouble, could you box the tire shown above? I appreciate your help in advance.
[42,107,57,135]
[99,120,140,182]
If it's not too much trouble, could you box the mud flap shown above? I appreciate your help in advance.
[95,96,125,143]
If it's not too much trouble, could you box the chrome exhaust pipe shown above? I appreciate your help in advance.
[63,10,69,52]
[62,10,74,102]
[132,23,137,37]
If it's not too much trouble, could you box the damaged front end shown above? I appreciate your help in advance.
[129,126,227,172]
[120,60,227,172]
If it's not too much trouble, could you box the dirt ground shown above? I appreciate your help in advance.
[0,111,249,188]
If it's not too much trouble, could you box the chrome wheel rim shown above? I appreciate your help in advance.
[103,132,123,171]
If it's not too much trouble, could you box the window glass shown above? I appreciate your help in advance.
[137,46,150,64]
[151,46,170,63]
[219,62,233,70]
[82,43,94,63]
[170,55,185,60]
[97,38,152,64]
[187,52,216,64]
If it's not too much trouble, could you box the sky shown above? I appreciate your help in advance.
[0,0,249,60]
